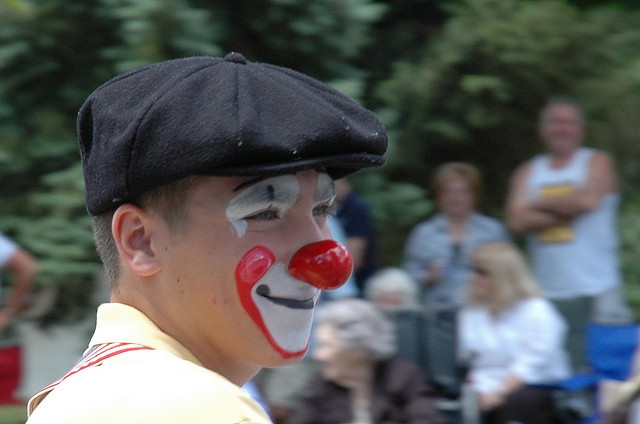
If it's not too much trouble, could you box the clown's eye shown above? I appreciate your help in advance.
[247,208,281,221]
[313,204,336,218]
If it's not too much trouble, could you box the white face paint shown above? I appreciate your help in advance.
[251,263,322,353]
[246,174,337,354]
[226,175,301,237]
[230,172,339,357]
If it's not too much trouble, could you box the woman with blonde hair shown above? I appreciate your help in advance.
[459,242,571,424]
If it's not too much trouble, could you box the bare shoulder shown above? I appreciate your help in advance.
[508,160,534,190]
[590,150,615,167]
[589,149,616,177]
[588,149,617,190]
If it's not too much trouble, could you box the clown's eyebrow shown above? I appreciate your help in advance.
[228,175,301,216]
[241,183,294,204]
[233,169,329,192]
[234,176,269,192]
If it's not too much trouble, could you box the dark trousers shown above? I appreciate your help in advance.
[482,386,555,424]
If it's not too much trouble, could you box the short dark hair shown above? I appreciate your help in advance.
[92,176,204,286]
[432,162,482,210]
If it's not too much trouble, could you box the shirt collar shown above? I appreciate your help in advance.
[88,303,203,367]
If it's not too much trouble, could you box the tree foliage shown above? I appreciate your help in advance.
[376,0,640,212]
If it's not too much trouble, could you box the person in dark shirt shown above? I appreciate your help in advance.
[335,177,377,295]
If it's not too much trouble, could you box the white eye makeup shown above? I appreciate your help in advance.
[226,175,301,237]
[313,173,337,218]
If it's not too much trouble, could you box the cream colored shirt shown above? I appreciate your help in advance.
[27,303,272,423]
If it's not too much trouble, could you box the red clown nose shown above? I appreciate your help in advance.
[288,240,353,290]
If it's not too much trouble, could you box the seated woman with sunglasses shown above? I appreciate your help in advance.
[458,242,571,424]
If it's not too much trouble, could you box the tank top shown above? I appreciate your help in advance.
[526,148,621,298]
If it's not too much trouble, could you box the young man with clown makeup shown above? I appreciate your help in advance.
[25,52,387,423]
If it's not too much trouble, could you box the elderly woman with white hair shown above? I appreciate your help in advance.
[288,298,445,424]
[364,267,419,309]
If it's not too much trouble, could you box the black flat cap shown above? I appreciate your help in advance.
[78,52,388,216]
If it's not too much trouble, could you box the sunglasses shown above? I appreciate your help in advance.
[472,266,490,276]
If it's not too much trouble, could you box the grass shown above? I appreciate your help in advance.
[0,404,27,424]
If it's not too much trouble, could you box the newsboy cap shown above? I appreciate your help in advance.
[77,52,388,216]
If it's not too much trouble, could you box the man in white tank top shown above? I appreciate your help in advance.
[505,98,632,328]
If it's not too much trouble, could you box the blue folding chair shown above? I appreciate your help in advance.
[554,322,639,424]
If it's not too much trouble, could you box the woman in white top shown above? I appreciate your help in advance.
[458,242,571,424]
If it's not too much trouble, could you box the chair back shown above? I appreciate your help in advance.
[422,306,460,398]
[552,297,593,372]
[386,307,428,369]
[385,305,462,398]
[586,322,639,382]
